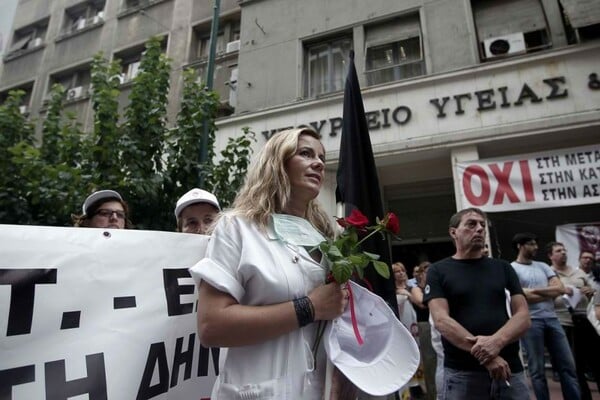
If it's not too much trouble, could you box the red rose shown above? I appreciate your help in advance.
[344,209,369,229]
[385,212,400,235]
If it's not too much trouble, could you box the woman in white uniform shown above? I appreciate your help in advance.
[190,128,349,399]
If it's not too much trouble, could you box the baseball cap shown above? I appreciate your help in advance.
[174,188,221,219]
[82,190,123,215]
[324,280,420,396]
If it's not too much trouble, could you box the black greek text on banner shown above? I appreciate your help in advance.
[455,145,600,212]
[0,225,218,400]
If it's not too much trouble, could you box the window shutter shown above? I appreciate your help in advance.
[365,15,420,48]
[473,0,546,39]
[559,0,600,28]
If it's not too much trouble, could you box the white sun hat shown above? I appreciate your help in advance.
[174,188,221,219]
[82,190,123,215]
[324,280,420,396]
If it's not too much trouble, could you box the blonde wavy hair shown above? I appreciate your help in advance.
[231,128,334,238]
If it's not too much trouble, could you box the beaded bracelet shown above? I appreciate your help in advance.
[293,296,315,327]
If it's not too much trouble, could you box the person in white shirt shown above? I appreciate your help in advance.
[511,233,580,400]
[190,128,348,400]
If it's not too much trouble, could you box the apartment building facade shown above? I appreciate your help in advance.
[0,0,242,125]
[2,0,599,264]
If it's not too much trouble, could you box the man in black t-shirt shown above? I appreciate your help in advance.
[423,207,531,399]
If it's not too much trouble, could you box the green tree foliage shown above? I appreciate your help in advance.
[0,90,36,223]
[207,127,256,209]
[90,53,122,188]
[166,69,218,202]
[123,37,170,178]
[118,37,172,228]
[0,36,254,230]
[33,84,88,225]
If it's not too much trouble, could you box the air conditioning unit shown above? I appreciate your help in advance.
[19,105,28,114]
[483,32,526,59]
[92,11,104,24]
[66,86,83,100]
[225,40,241,53]
[30,37,43,48]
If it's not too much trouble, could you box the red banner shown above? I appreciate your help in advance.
[456,145,599,212]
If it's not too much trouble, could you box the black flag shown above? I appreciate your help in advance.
[336,50,397,311]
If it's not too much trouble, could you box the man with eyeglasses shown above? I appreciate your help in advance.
[72,189,131,229]
[511,233,580,400]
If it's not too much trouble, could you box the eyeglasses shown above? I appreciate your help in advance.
[95,209,126,220]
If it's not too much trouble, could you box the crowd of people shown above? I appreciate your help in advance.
[397,209,600,400]
[68,127,600,400]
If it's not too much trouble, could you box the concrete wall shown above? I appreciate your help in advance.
[53,28,105,67]
[11,1,53,30]
[192,0,239,22]
[1,0,245,129]
[115,1,173,50]
[0,0,591,138]
[235,0,493,113]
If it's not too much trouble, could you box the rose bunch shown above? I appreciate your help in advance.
[318,209,400,283]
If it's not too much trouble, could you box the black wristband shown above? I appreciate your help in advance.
[293,296,315,327]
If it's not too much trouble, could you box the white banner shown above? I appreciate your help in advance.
[556,222,600,266]
[455,145,600,212]
[0,225,219,400]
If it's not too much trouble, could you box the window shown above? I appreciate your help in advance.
[197,32,226,59]
[0,83,34,113]
[193,63,238,117]
[189,15,241,116]
[123,0,150,11]
[305,36,352,98]
[122,60,142,82]
[576,23,600,41]
[6,20,48,57]
[63,1,105,35]
[114,39,167,84]
[115,49,144,84]
[365,15,424,86]
[116,55,143,84]
[472,0,551,61]
[49,68,92,101]
[193,17,241,60]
